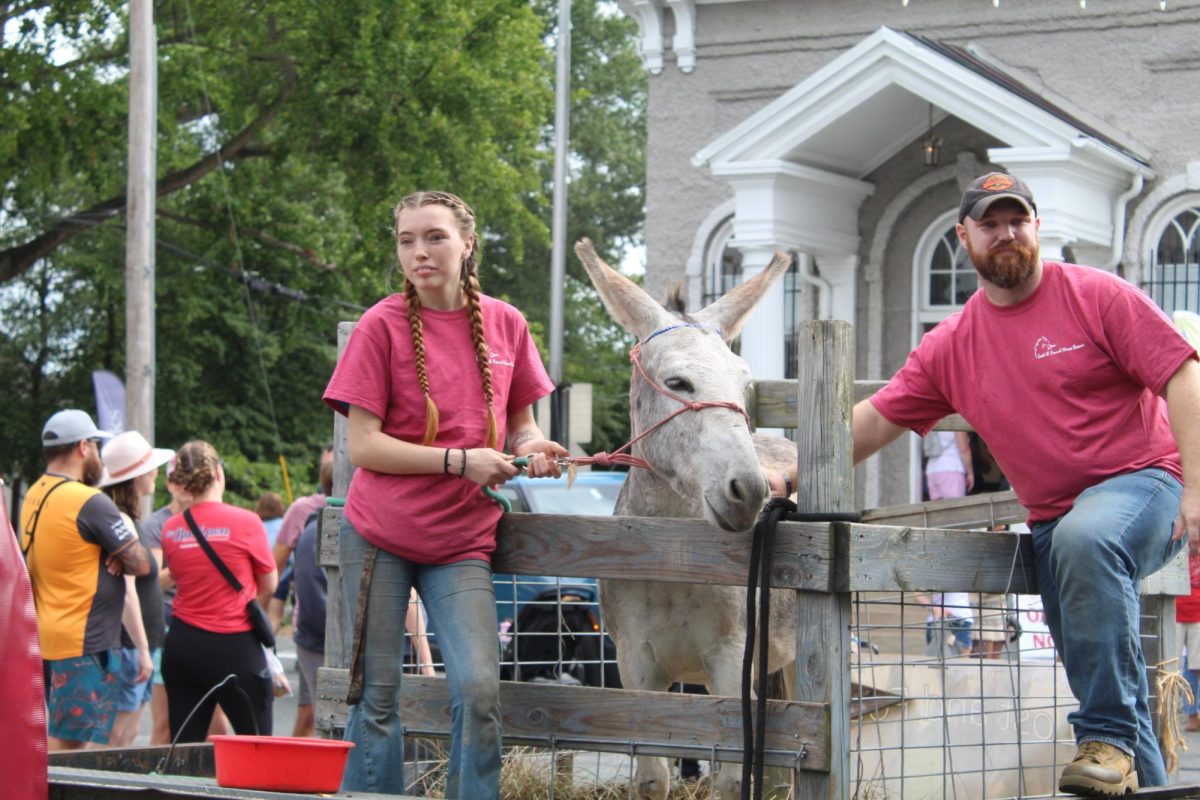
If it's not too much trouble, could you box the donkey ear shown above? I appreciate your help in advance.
[693,251,792,341]
[574,238,676,341]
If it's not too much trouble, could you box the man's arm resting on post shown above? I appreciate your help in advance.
[1164,358,1200,545]
[767,398,910,496]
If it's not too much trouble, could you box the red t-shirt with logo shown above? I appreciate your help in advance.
[323,293,554,564]
[161,502,275,633]
[872,261,1196,523]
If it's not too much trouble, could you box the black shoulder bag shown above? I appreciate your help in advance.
[182,508,276,649]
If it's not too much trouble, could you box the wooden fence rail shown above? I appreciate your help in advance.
[316,320,1188,797]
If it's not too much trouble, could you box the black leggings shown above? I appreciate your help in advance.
[162,618,273,742]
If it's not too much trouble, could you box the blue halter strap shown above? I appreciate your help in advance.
[640,322,722,345]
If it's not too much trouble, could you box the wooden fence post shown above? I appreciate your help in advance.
[320,323,353,691]
[793,320,853,800]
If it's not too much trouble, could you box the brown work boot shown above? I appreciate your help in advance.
[1058,740,1138,796]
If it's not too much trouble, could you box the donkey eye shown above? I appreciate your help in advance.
[665,377,694,393]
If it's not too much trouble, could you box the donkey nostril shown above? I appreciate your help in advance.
[728,478,743,503]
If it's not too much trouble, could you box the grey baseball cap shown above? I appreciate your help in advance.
[959,172,1037,223]
[41,409,112,446]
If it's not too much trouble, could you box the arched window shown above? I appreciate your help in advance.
[702,216,742,307]
[1148,200,1200,314]
[702,217,806,379]
[913,210,976,340]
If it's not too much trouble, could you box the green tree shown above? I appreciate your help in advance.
[0,0,644,510]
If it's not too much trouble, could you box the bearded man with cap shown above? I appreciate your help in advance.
[19,409,151,750]
[772,172,1200,796]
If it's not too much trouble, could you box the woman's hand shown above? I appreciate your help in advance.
[461,448,521,486]
[513,438,569,479]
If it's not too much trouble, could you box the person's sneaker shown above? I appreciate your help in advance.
[1058,741,1138,796]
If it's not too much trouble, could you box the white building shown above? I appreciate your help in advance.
[619,0,1200,507]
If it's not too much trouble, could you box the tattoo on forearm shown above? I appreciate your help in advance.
[117,542,150,575]
[509,430,536,450]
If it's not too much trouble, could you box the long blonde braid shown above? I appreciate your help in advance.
[394,191,497,448]
[463,267,499,448]
[403,280,440,446]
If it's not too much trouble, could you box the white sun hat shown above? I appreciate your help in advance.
[98,431,175,488]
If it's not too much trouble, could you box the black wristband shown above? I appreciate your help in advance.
[443,448,451,475]
[459,448,467,478]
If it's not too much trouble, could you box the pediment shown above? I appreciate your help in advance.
[693,27,1149,181]
[694,27,1154,255]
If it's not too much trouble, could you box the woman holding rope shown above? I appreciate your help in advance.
[323,190,567,797]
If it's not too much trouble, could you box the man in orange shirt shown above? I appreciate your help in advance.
[20,410,150,750]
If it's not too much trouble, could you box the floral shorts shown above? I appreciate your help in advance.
[44,649,120,744]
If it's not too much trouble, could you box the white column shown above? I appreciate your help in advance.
[820,253,859,324]
[738,246,786,382]
[1037,235,1067,261]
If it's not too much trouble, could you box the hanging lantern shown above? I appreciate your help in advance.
[921,104,943,166]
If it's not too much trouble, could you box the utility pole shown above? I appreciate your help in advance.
[125,0,157,461]
[548,0,571,445]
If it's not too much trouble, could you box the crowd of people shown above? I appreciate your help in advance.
[14,406,345,751]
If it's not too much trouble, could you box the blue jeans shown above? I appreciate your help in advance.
[1031,468,1183,788]
[338,519,502,798]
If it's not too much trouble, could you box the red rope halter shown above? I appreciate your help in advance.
[569,324,751,472]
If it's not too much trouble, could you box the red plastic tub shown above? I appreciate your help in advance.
[210,735,355,793]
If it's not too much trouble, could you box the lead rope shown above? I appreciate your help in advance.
[742,500,862,800]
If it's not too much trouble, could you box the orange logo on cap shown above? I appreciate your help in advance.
[982,174,1014,192]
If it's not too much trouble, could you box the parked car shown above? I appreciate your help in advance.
[491,471,625,688]
[405,471,626,688]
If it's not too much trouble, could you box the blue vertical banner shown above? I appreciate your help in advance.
[92,370,126,434]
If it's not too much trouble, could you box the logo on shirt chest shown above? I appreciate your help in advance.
[487,346,515,368]
[1033,336,1086,360]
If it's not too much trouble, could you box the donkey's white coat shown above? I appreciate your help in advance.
[574,239,797,800]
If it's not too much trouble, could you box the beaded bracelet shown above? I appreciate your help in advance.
[459,448,467,478]
[443,448,452,475]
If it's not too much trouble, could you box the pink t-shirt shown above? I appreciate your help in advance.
[161,502,276,633]
[323,293,554,563]
[276,493,324,552]
[872,261,1196,523]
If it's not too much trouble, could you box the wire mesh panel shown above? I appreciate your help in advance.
[844,591,1180,800]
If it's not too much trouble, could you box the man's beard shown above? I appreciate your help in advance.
[82,450,103,487]
[967,239,1039,290]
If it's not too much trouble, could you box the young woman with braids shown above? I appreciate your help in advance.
[158,441,278,742]
[323,191,567,796]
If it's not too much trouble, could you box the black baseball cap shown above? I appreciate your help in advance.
[959,172,1037,223]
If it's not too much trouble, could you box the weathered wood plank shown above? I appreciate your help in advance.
[47,765,367,800]
[316,669,828,771]
[319,505,1188,596]
[755,379,970,431]
[841,523,1038,594]
[48,744,214,777]
[861,490,1026,530]
[794,320,855,799]
[320,505,836,591]
[842,524,1189,596]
